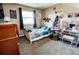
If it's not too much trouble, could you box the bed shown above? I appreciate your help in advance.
[24,26,52,44]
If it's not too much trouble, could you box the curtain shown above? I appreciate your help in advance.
[19,8,24,29]
[33,10,37,28]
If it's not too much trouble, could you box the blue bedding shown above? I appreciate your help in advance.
[31,27,50,39]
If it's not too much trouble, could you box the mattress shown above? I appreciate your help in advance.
[31,27,50,39]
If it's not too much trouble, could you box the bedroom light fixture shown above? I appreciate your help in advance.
[4,17,10,22]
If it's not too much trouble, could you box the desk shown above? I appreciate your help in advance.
[63,30,79,46]
[63,30,79,36]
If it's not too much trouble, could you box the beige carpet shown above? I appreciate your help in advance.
[19,36,79,55]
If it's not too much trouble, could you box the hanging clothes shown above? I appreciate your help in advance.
[53,16,61,30]
[53,16,59,27]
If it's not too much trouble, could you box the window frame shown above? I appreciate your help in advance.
[22,10,34,24]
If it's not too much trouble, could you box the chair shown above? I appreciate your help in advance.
[62,35,75,46]
[76,35,79,47]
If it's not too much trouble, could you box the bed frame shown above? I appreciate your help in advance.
[24,30,51,44]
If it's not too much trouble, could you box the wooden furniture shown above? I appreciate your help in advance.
[0,24,20,55]
[52,29,60,40]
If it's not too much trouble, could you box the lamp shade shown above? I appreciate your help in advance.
[4,17,10,22]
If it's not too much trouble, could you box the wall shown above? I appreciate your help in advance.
[2,3,42,36]
[3,3,79,36]
[42,3,79,29]
[3,3,22,35]
[43,3,79,18]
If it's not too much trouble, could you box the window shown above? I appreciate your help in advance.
[22,10,34,24]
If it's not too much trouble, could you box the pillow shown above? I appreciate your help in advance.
[44,26,48,30]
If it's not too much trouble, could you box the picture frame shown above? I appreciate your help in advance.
[10,10,17,19]
[68,13,73,18]
[75,12,79,17]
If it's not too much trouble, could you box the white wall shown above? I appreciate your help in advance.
[2,3,42,36]
[42,3,79,28]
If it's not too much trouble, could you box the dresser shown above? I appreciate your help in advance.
[0,24,20,55]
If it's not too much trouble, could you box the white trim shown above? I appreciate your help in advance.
[24,30,51,44]
[19,34,24,37]
[31,33,51,42]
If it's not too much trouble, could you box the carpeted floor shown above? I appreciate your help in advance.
[19,36,79,55]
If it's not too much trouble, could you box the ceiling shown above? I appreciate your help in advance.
[18,3,57,9]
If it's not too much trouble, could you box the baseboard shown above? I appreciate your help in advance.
[19,34,24,37]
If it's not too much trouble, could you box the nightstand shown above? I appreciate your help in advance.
[51,29,60,40]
